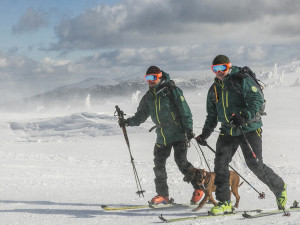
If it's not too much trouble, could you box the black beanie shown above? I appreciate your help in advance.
[212,55,230,65]
[146,66,161,75]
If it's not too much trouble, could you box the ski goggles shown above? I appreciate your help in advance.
[211,63,232,73]
[144,72,162,83]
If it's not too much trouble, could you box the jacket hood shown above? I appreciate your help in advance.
[162,70,170,82]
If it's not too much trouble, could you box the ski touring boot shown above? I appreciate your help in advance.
[208,201,233,215]
[149,195,173,205]
[190,189,204,205]
[276,183,287,210]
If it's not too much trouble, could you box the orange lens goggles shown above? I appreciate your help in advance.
[211,63,232,73]
[144,72,162,83]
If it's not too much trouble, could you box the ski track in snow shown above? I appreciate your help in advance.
[0,66,300,224]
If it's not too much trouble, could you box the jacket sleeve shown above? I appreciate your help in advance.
[241,78,264,120]
[171,87,193,132]
[127,94,150,126]
[203,87,218,136]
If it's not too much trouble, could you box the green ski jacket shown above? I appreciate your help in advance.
[203,66,263,136]
[127,72,193,145]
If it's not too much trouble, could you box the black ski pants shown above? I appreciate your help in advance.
[214,129,284,203]
[153,141,193,197]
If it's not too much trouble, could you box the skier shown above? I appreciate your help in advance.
[119,66,204,204]
[196,55,287,215]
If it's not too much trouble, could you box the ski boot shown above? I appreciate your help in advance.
[149,195,173,205]
[276,183,287,210]
[208,201,233,215]
[190,189,204,205]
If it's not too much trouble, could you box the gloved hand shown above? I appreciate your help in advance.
[196,128,211,146]
[118,118,129,127]
[196,134,208,146]
[231,112,248,127]
[185,130,195,141]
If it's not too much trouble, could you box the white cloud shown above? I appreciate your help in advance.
[0,58,8,68]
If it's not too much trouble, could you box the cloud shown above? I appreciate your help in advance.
[47,0,300,51]
[3,0,300,101]
[12,8,49,34]
[0,58,8,68]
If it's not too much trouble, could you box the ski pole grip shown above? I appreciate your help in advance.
[115,105,124,118]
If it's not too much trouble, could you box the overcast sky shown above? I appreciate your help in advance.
[0,0,300,101]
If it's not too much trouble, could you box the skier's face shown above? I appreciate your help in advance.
[144,72,162,87]
[148,78,161,87]
[215,70,229,80]
[211,63,231,81]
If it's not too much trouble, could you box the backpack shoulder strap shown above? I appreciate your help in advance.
[231,66,247,84]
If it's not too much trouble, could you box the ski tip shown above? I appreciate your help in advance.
[101,205,108,209]
[159,214,168,223]
[242,212,253,219]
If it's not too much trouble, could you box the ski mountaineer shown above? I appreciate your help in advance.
[119,65,204,205]
[196,55,287,215]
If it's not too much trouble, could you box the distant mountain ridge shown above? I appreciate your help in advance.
[2,59,300,112]
[0,76,211,112]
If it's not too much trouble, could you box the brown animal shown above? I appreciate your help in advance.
[184,168,243,212]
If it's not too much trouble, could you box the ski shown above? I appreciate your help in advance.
[159,209,262,223]
[242,200,300,219]
[101,202,197,211]
[101,204,149,211]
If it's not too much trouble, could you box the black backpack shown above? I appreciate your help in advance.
[231,66,267,121]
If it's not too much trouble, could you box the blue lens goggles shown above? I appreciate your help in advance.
[145,74,158,82]
[211,64,228,73]
[211,63,231,73]
[144,72,162,83]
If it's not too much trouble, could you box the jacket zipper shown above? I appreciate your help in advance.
[226,91,228,107]
[153,90,166,145]
[221,82,233,135]
[159,97,161,111]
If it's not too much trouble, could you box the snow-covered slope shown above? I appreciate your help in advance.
[0,62,299,224]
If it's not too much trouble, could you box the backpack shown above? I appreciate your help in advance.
[231,66,267,121]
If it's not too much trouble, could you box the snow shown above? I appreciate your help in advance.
[0,64,300,224]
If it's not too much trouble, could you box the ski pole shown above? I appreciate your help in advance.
[238,127,259,163]
[204,142,265,199]
[238,128,291,214]
[114,105,145,197]
[231,113,259,163]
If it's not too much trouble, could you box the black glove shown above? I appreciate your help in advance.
[231,112,248,127]
[118,118,129,127]
[185,130,195,141]
[196,128,211,146]
[196,134,208,146]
